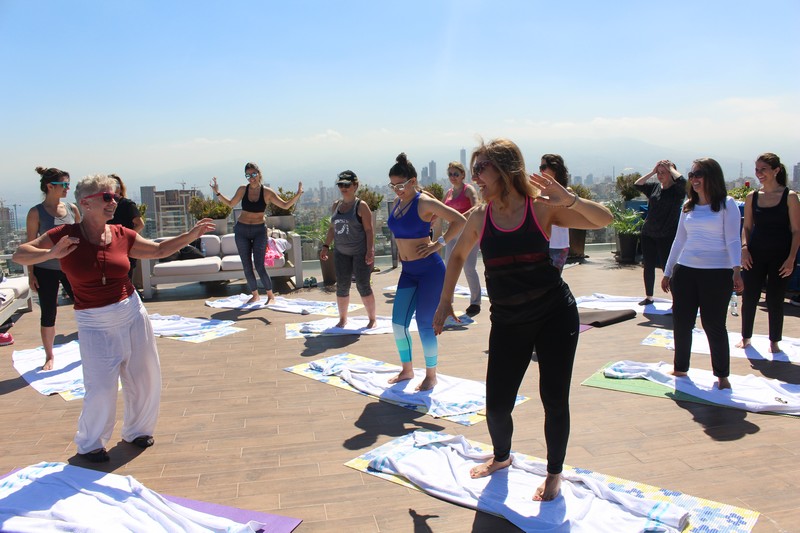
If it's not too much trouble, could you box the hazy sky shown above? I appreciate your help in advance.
[2,0,798,209]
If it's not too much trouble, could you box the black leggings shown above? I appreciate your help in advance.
[33,266,73,328]
[641,234,674,296]
[486,301,579,474]
[741,252,791,341]
[670,265,732,377]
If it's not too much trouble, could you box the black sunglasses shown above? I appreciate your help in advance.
[472,160,493,177]
[539,164,549,171]
[687,171,706,180]
[337,182,353,188]
[84,191,122,203]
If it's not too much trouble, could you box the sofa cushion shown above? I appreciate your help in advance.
[200,234,221,256]
[0,276,30,299]
[220,234,238,256]
[152,257,222,276]
[220,255,286,271]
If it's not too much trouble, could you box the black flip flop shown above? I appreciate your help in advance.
[128,436,155,448]
[79,449,110,463]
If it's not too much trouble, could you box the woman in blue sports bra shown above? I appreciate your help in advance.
[387,153,466,391]
[211,162,303,304]
[433,138,611,501]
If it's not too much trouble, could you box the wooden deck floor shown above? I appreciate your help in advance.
[1,252,798,532]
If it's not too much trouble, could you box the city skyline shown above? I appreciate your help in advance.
[2,1,798,210]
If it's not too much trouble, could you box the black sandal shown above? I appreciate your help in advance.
[128,435,155,448]
[80,449,110,463]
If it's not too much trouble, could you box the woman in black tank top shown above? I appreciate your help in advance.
[210,162,303,304]
[738,153,800,353]
[433,138,611,502]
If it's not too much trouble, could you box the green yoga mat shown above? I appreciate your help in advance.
[581,363,718,406]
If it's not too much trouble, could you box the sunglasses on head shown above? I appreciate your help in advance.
[50,181,70,189]
[388,178,413,192]
[472,160,494,178]
[687,170,706,180]
[245,172,259,179]
[337,182,353,188]
[84,191,121,203]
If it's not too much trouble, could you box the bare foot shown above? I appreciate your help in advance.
[671,370,688,377]
[366,319,377,329]
[718,377,732,390]
[533,473,562,501]
[335,319,347,328]
[388,372,415,384]
[415,376,437,391]
[246,293,260,304]
[735,338,751,349]
[770,341,781,353]
[42,358,54,371]
[470,457,512,478]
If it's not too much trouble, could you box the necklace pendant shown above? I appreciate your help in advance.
[102,275,106,286]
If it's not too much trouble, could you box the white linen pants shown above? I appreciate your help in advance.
[74,293,161,454]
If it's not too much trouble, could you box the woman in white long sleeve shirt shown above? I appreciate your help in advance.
[661,158,743,390]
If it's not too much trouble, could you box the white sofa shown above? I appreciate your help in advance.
[139,232,303,299]
[0,254,33,326]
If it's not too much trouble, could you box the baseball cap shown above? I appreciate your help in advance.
[336,170,358,184]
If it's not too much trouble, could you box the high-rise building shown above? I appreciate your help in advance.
[139,186,203,238]
[421,167,429,184]
[460,148,470,180]
[793,162,800,190]
[428,161,437,183]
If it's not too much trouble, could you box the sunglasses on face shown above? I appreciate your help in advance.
[245,172,259,179]
[50,181,70,189]
[84,191,122,203]
[687,171,706,180]
[539,164,549,172]
[447,171,461,178]
[472,160,494,178]
[388,179,413,192]
[337,182,353,189]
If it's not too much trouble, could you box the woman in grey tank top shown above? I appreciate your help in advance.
[319,170,377,328]
[25,166,81,371]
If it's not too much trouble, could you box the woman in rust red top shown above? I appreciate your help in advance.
[14,175,215,463]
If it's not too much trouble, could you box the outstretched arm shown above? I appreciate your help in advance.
[129,219,216,259]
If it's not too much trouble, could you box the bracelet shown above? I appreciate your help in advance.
[564,194,578,208]
[215,191,221,196]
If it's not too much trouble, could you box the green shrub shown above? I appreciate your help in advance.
[188,197,232,220]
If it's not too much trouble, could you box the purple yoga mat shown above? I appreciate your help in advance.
[1,468,301,533]
[163,494,301,532]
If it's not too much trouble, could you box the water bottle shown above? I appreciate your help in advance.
[729,292,738,316]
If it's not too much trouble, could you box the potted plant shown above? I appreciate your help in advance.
[616,172,643,208]
[609,201,644,264]
[188,197,233,235]
[266,187,298,231]
[567,185,593,260]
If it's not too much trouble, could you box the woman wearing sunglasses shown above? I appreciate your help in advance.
[540,154,571,273]
[738,153,800,353]
[24,166,81,370]
[433,138,612,501]
[442,162,482,316]
[661,158,743,390]
[14,174,216,463]
[211,162,303,304]
[387,153,466,391]
[319,170,377,329]
[634,160,686,305]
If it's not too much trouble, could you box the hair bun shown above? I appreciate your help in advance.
[396,153,408,165]
[35,166,46,175]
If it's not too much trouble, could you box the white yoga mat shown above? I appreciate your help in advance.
[368,431,689,533]
[284,313,475,339]
[383,284,489,300]
[642,328,800,364]
[308,358,487,418]
[149,314,236,337]
[12,341,86,398]
[604,360,800,415]
[204,294,361,316]
[575,293,673,315]
[0,462,263,532]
